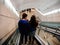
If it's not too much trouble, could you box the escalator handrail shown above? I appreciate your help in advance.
[0,27,17,44]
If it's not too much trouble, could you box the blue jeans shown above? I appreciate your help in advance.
[19,33,28,45]
[29,30,36,43]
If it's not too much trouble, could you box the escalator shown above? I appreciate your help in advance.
[1,22,60,45]
[2,29,41,45]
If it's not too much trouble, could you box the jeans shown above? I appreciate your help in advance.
[19,33,28,45]
[29,31,36,43]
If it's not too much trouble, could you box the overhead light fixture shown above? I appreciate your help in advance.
[44,9,60,15]
[35,8,44,15]
[4,0,19,17]
[35,8,60,16]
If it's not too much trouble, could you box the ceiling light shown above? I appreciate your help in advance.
[44,9,60,15]
[5,0,19,17]
[35,8,60,16]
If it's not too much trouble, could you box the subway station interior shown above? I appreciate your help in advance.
[0,0,60,45]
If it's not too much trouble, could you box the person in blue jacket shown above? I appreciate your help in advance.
[18,13,30,45]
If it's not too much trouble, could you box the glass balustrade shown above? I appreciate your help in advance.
[35,22,60,45]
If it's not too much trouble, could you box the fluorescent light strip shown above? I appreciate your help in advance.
[44,9,60,15]
[5,0,19,17]
[35,8,44,15]
[35,8,60,16]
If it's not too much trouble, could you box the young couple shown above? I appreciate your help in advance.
[18,13,38,45]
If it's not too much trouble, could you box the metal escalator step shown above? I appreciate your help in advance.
[19,37,41,45]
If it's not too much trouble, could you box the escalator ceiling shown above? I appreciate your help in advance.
[0,0,4,4]
[9,0,60,13]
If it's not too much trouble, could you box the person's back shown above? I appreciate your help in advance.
[18,13,30,45]
[29,15,38,32]
[18,19,30,34]
[29,15,38,44]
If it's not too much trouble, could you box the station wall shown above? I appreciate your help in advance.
[0,3,19,43]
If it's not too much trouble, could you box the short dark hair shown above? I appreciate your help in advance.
[22,13,27,19]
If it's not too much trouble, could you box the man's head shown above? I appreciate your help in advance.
[22,13,27,19]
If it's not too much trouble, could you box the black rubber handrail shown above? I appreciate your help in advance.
[40,24,60,31]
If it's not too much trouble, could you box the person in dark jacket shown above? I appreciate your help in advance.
[29,15,38,44]
[18,13,30,45]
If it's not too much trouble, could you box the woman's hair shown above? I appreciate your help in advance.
[30,15,38,28]
[30,15,36,22]
[22,13,27,19]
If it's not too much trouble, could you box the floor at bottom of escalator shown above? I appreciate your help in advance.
[19,43,41,45]
[19,40,41,45]
[20,44,38,45]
